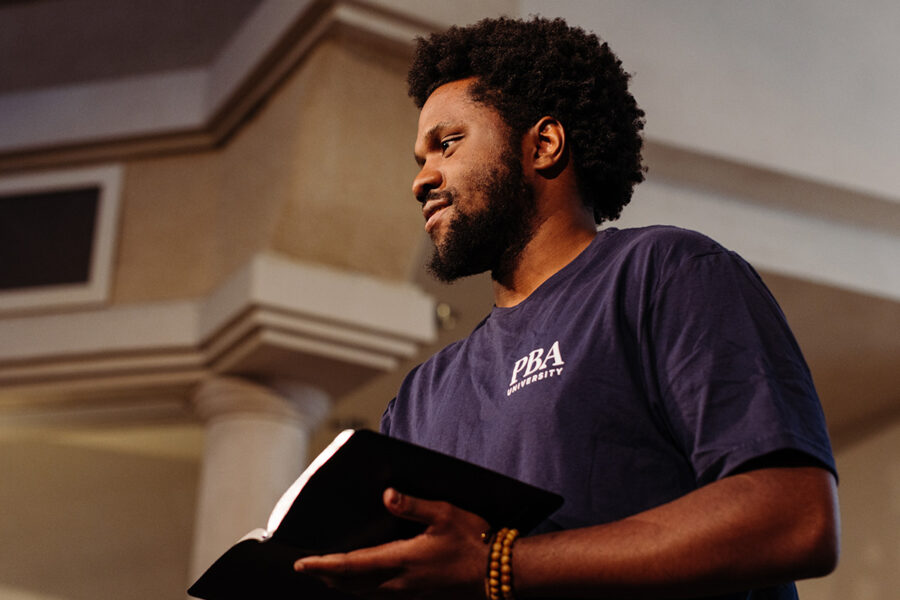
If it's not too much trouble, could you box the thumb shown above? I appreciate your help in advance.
[383,488,446,525]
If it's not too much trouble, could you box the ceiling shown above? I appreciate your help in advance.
[0,0,262,93]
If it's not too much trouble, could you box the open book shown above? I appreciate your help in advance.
[188,429,563,599]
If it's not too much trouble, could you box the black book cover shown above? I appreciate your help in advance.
[189,429,563,599]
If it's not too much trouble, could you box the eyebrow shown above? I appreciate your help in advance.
[414,121,454,166]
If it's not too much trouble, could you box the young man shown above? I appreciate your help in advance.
[296,17,839,599]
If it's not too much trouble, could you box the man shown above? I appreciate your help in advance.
[295,17,839,599]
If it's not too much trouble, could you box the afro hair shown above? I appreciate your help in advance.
[408,17,645,223]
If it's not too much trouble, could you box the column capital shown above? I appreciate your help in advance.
[191,375,329,428]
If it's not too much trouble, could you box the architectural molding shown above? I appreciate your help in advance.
[0,252,435,420]
[618,174,900,303]
[0,0,431,173]
[630,141,900,303]
[644,141,900,237]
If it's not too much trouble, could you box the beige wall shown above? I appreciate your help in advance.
[797,417,900,598]
[114,32,423,305]
[0,426,200,600]
[269,33,423,280]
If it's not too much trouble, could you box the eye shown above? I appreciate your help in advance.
[440,135,462,154]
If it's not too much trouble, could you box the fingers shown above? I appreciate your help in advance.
[294,552,345,574]
[295,540,407,575]
[294,544,407,596]
[296,554,400,596]
[295,491,491,598]
[292,491,456,576]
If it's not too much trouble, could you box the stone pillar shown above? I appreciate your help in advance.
[188,375,329,581]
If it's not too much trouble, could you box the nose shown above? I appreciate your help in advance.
[412,162,442,203]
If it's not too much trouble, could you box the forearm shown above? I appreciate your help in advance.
[514,466,839,599]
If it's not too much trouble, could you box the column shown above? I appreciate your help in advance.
[187,375,330,581]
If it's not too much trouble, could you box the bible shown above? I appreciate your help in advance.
[188,429,563,599]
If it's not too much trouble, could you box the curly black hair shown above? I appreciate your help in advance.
[408,17,645,223]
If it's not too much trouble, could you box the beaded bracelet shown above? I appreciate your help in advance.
[485,527,519,600]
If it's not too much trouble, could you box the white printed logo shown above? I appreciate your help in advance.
[507,340,565,396]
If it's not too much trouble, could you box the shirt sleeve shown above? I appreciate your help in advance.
[643,249,836,485]
[379,397,396,435]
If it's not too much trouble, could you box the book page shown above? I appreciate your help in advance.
[238,528,270,543]
[265,429,356,533]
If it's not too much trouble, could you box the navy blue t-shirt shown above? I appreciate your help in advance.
[382,226,835,600]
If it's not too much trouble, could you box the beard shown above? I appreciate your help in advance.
[427,147,537,284]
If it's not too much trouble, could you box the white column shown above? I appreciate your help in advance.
[188,375,329,581]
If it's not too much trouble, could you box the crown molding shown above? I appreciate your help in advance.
[0,0,432,173]
[0,252,435,416]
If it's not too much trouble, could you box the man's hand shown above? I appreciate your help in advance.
[294,488,491,599]
[294,466,838,599]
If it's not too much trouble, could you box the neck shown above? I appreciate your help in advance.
[491,210,597,307]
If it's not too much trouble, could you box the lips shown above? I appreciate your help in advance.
[423,197,451,233]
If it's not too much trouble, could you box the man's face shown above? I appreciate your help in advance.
[413,79,537,283]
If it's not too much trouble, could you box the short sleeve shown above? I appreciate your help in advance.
[379,397,396,435]
[643,250,836,484]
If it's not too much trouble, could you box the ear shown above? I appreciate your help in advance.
[529,116,566,173]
